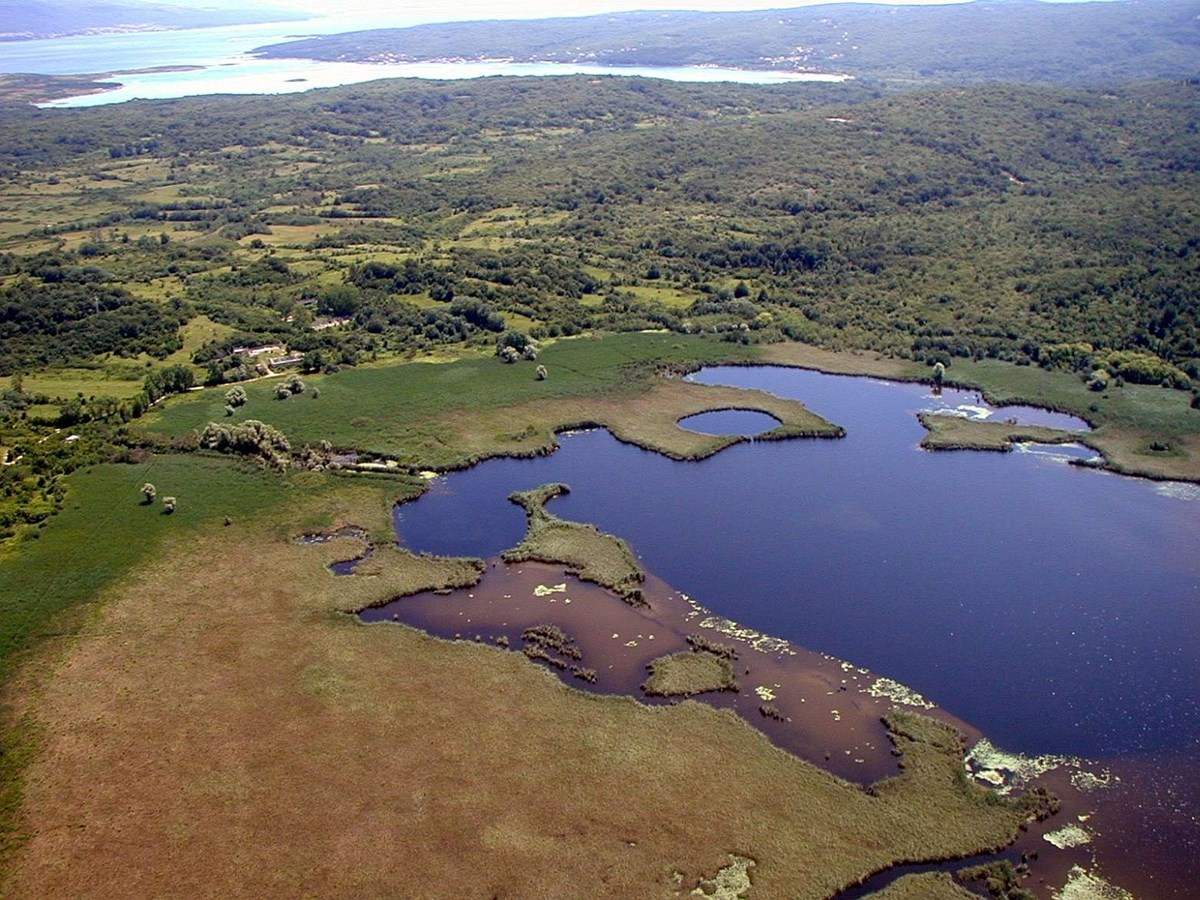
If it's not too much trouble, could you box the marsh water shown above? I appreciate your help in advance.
[392,367,1198,761]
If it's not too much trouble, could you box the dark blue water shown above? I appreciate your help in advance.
[678,408,781,436]
[394,367,1199,758]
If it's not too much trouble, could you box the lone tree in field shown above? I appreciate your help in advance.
[162,496,177,514]
[932,362,946,387]
[496,330,535,362]
[536,365,548,381]
[141,483,156,504]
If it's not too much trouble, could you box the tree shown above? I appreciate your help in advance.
[225,386,247,407]
[932,362,946,386]
[141,482,156,504]
[496,330,532,357]
[536,365,548,381]
[285,375,306,395]
[301,350,325,374]
[162,496,176,514]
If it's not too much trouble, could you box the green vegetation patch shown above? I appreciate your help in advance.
[642,650,738,697]
[502,482,645,603]
[144,333,753,461]
[866,872,975,900]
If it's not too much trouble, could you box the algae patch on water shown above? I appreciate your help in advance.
[964,738,1115,796]
[1044,823,1092,849]
[1053,865,1133,900]
[695,614,793,655]
[866,676,935,709]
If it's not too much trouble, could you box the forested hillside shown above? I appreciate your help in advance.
[255,0,1200,85]
[1,76,1196,374]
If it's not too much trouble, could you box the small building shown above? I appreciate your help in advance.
[268,354,304,370]
[233,345,284,359]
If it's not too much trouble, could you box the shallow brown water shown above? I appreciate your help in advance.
[360,559,968,783]
[358,556,1194,897]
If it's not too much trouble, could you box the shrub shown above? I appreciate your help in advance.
[275,385,291,400]
[535,365,547,381]
[162,496,176,514]
[1087,369,1109,392]
[224,386,247,408]
[1095,350,1190,389]
[140,482,156,504]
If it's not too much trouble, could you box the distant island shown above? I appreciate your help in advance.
[253,0,1200,85]
[0,0,304,42]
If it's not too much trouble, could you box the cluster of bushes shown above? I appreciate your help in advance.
[275,375,308,399]
[199,419,291,468]
[1039,342,1191,391]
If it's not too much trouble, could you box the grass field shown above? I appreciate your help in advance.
[2,482,1050,898]
[2,368,145,401]
[0,455,354,866]
[143,332,1198,479]
[143,333,784,462]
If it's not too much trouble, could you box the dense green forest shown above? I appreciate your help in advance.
[255,0,1200,86]
[0,74,1197,536]
[2,76,1196,373]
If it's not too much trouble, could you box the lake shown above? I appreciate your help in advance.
[392,366,1199,761]
[1,15,846,108]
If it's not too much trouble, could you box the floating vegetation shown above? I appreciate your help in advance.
[964,739,1077,795]
[695,615,794,655]
[1071,769,1117,792]
[1044,823,1092,849]
[865,677,935,709]
[964,738,1118,798]
[690,854,755,899]
[533,582,568,596]
[1053,865,1133,900]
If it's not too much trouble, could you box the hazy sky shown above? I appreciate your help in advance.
[178,0,969,21]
